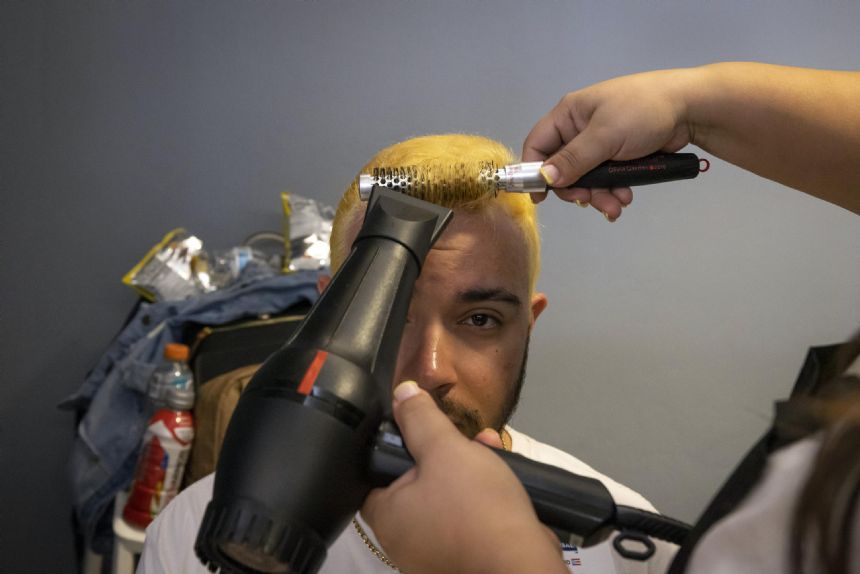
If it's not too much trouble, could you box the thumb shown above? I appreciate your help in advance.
[391,381,464,460]
[474,428,504,449]
[541,127,615,189]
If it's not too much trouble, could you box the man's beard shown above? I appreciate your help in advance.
[437,337,530,439]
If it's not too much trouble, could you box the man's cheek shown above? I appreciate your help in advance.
[486,348,519,382]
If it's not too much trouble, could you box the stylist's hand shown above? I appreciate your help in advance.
[523,68,697,220]
[363,381,567,574]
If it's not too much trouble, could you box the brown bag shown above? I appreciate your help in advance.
[183,306,309,487]
[184,363,261,487]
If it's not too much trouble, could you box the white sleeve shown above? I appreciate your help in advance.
[506,427,680,574]
[136,474,214,574]
[686,437,822,574]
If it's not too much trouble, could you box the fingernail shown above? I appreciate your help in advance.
[394,381,421,402]
[575,199,588,208]
[603,211,616,223]
[539,164,559,185]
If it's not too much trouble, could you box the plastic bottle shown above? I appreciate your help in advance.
[147,343,193,410]
[193,246,275,292]
[123,345,195,529]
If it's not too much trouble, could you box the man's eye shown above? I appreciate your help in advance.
[464,314,499,328]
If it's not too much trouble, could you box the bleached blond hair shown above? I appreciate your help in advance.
[330,134,541,293]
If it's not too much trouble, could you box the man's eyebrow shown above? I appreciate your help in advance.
[457,288,522,307]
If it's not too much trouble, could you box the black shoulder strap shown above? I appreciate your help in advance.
[666,426,773,572]
[667,343,849,573]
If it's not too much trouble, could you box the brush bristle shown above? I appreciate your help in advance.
[366,162,500,204]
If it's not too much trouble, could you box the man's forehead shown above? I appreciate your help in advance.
[340,202,530,291]
[430,206,523,249]
[419,207,531,293]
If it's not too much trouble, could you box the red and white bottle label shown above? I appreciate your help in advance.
[123,409,194,528]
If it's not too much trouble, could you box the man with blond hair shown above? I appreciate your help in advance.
[138,134,677,574]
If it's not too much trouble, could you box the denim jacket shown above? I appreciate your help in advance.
[62,270,320,550]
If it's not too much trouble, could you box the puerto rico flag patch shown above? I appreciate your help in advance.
[561,542,583,571]
[560,540,626,573]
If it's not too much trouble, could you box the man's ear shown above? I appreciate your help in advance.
[528,292,548,330]
[317,274,332,294]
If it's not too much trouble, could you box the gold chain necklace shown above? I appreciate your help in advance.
[500,428,512,451]
[352,429,512,571]
[352,517,401,571]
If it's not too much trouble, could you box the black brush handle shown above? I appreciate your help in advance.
[572,153,702,188]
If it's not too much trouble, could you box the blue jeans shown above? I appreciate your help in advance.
[62,269,320,550]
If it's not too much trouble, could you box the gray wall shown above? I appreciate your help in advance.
[2,1,859,571]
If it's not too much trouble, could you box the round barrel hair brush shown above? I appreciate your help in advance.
[358,152,709,201]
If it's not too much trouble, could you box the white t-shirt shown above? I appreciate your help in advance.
[137,426,677,574]
[688,434,860,574]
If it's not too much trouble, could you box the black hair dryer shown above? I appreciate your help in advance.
[194,187,452,573]
[195,187,689,574]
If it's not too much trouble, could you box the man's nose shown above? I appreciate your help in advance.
[394,323,456,396]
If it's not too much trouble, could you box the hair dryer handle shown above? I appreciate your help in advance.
[369,422,616,547]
